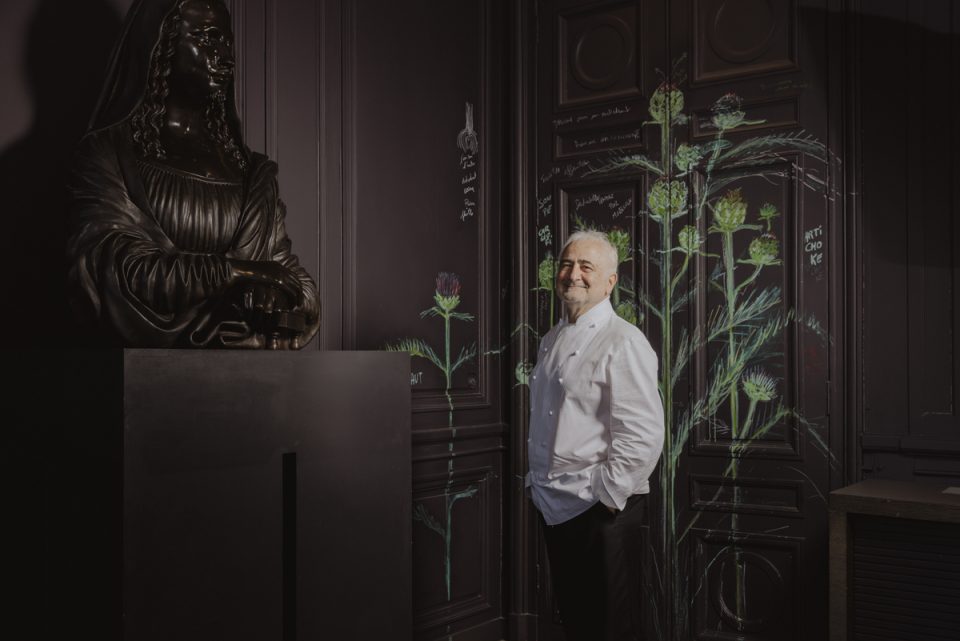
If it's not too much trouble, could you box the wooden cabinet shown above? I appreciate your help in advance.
[829,480,960,641]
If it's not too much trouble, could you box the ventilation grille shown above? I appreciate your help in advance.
[852,515,960,641]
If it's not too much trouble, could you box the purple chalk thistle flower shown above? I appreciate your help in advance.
[435,272,463,312]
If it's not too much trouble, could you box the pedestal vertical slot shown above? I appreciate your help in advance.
[283,451,297,641]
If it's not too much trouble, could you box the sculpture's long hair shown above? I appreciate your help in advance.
[130,4,247,171]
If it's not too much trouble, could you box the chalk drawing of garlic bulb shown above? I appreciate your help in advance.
[457,102,479,155]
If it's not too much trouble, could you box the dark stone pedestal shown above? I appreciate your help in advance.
[54,349,411,641]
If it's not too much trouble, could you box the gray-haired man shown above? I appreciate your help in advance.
[526,230,665,641]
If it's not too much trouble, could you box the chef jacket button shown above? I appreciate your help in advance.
[532,375,537,380]
[574,349,580,355]
[548,410,554,416]
[558,377,563,383]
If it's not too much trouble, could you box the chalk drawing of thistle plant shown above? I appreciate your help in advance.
[387,272,477,425]
[386,272,478,602]
[579,78,834,641]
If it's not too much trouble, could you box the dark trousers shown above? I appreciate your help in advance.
[541,494,647,641]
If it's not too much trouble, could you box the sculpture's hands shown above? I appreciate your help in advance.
[240,283,292,329]
[263,306,317,350]
[227,259,304,306]
[235,283,310,349]
[225,259,309,348]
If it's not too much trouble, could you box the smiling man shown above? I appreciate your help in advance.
[526,230,665,641]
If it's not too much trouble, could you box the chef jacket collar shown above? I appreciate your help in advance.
[560,297,614,330]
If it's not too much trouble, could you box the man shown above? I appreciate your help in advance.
[526,230,665,641]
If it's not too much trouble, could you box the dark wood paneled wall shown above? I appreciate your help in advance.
[3,1,510,640]
[230,0,323,340]
[856,0,960,483]
[523,1,845,640]
[343,3,508,639]
[4,0,958,639]
[251,0,512,638]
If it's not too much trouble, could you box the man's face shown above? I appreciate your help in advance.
[555,239,617,319]
[170,0,235,97]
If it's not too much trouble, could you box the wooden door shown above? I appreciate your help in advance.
[528,1,844,640]
[668,2,841,640]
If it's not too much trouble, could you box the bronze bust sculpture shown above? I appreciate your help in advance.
[68,0,320,348]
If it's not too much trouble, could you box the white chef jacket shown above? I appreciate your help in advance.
[525,298,664,525]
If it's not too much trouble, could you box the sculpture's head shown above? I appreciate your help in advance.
[89,0,246,169]
[167,0,236,99]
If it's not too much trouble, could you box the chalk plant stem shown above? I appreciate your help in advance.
[670,252,691,296]
[444,309,453,425]
[719,227,748,620]
[656,106,684,640]
[443,487,478,600]
[387,273,478,604]
[722,229,740,435]
[740,398,759,457]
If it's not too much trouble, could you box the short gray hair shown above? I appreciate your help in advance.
[560,230,619,274]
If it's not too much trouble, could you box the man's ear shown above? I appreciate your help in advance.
[606,271,618,296]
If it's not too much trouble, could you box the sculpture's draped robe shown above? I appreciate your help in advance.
[68,123,320,347]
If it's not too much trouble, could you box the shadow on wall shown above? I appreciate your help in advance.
[0,0,122,342]
[2,1,121,639]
